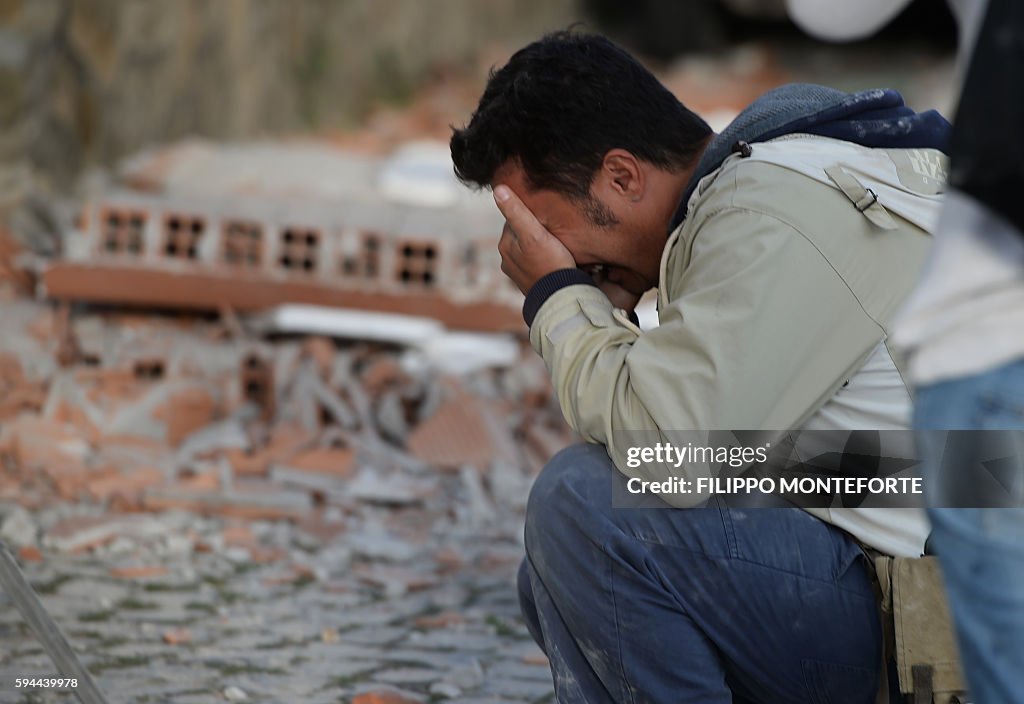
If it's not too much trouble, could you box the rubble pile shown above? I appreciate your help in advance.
[0,296,570,703]
[0,297,572,519]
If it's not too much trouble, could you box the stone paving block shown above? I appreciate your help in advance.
[485,661,555,683]
[405,630,502,652]
[480,677,555,701]
[371,666,442,686]
[43,514,166,553]
[380,649,474,671]
[341,626,410,647]
[286,655,378,681]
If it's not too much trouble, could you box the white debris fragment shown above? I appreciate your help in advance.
[416,331,519,374]
[223,685,248,701]
[0,505,37,547]
[378,140,463,208]
[249,304,443,346]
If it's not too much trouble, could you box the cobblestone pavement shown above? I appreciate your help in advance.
[1,497,552,704]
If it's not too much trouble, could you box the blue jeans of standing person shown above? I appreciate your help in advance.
[914,357,1024,704]
[517,443,882,704]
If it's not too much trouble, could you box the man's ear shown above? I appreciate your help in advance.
[600,149,644,201]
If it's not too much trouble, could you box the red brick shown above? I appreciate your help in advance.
[302,336,336,378]
[17,545,43,562]
[162,628,191,645]
[45,515,143,553]
[222,523,256,548]
[153,386,218,446]
[143,480,311,521]
[414,611,465,629]
[407,393,515,471]
[110,565,169,579]
[522,652,550,667]
[352,688,425,704]
[282,447,355,477]
[87,466,164,503]
[359,357,409,396]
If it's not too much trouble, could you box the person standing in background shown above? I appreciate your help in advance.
[790,1,1024,700]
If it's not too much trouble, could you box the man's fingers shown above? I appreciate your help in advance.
[492,183,577,294]
[493,185,547,243]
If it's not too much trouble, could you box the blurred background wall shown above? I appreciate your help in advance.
[0,0,955,196]
[0,0,577,191]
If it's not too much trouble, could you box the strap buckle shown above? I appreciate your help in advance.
[855,188,879,212]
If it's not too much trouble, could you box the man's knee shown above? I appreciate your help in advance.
[525,443,613,558]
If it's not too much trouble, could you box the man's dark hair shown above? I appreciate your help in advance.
[450,31,711,209]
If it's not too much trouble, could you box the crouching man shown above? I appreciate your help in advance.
[451,31,949,703]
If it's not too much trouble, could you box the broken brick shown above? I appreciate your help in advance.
[353,565,439,593]
[359,357,409,396]
[44,515,159,553]
[17,545,43,562]
[294,516,346,543]
[352,687,426,704]
[177,471,221,492]
[406,392,517,471]
[414,611,465,629]
[240,353,274,419]
[162,628,191,645]
[48,400,103,444]
[143,480,312,521]
[434,548,465,573]
[225,422,314,477]
[153,386,218,446]
[279,446,355,477]
[249,546,286,564]
[301,336,336,378]
[522,652,550,667]
[0,385,47,422]
[222,523,256,548]
[6,416,91,470]
[86,466,164,504]
[110,565,170,580]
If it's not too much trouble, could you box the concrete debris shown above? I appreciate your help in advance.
[251,304,444,346]
[344,470,434,506]
[175,413,251,465]
[143,481,313,521]
[43,514,166,553]
[269,446,357,492]
[378,141,464,208]
[223,685,248,701]
[0,296,569,700]
[0,504,37,547]
[458,466,496,529]
[348,528,421,563]
[375,389,412,444]
[416,332,520,375]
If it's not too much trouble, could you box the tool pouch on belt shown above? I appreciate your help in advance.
[872,554,969,704]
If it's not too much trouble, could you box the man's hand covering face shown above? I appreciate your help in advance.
[493,185,576,294]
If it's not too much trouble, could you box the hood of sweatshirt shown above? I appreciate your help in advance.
[672,83,952,230]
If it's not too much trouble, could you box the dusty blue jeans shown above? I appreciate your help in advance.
[518,443,882,703]
[914,357,1024,704]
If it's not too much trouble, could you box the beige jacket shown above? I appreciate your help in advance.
[529,134,946,556]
